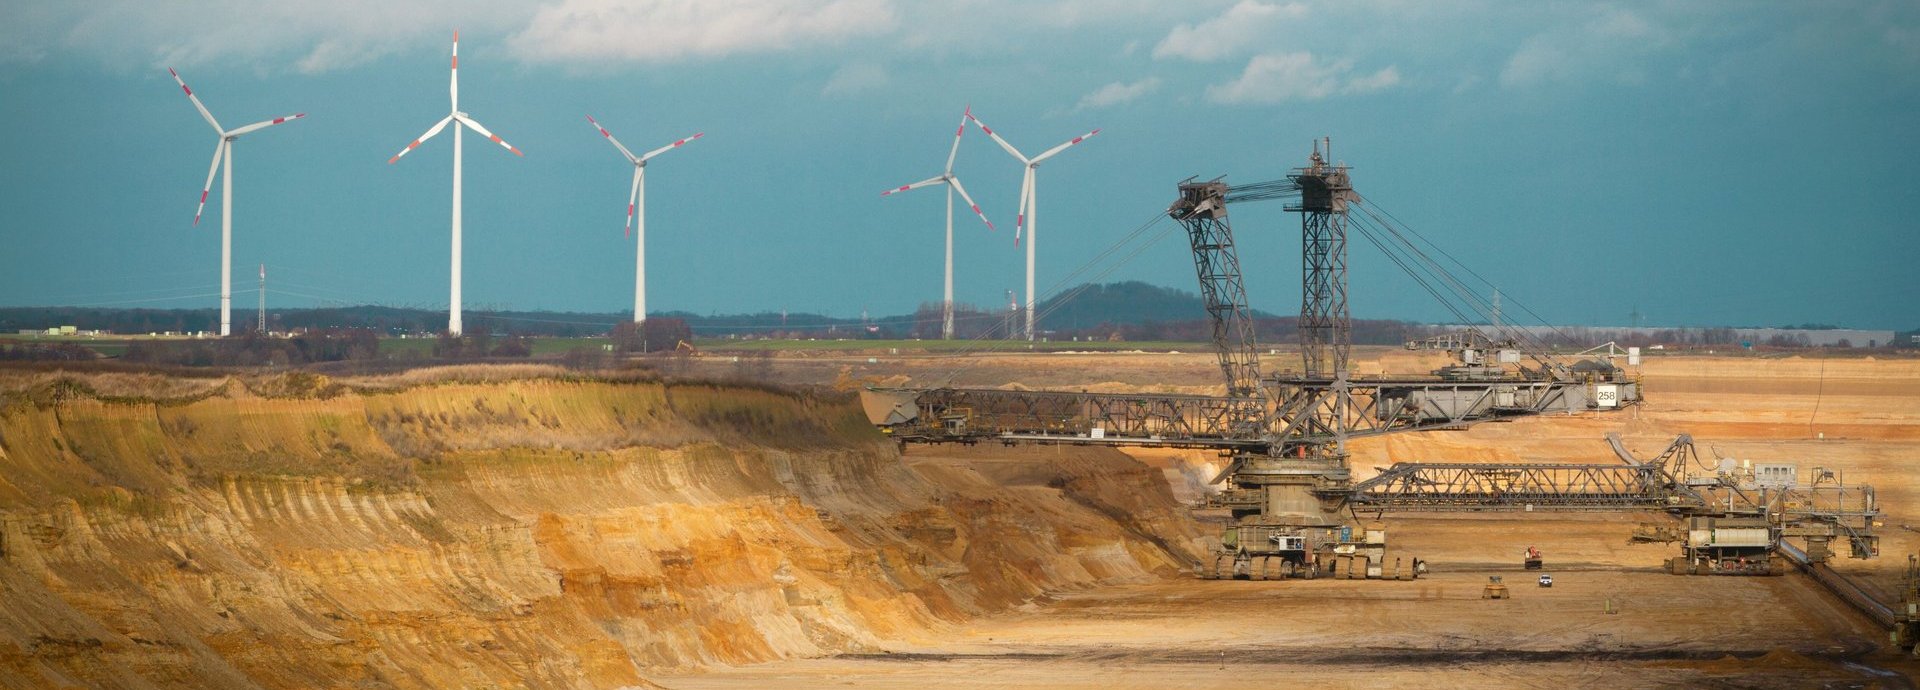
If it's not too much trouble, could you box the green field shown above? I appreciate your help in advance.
[370,336,615,357]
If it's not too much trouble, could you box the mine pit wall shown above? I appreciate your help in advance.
[0,375,1204,689]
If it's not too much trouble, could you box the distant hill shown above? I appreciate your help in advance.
[1032,281,1280,330]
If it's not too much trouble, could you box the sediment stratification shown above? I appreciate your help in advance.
[0,370,1205,689]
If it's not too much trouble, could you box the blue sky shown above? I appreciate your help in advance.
[1,0,1916,329]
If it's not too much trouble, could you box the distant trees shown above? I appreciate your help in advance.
[122,329,382,367]
[432,326,533,359]
[0,341,97,361]
[612,318,692,353]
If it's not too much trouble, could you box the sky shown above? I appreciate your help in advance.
[1,0,1916,330]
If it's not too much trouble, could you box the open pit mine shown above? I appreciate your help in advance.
[1,350,1917,689]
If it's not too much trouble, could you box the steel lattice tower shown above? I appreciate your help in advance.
[1288,140,1354,379]
[1169,180,1265,433]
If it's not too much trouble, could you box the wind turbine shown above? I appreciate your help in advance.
[966,111,1100,341]
[880,107,997,340]
[167,68,305,337]
[387,30,523,336]
[584,115,703,325]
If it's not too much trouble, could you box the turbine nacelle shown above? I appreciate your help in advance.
[167,68,305,226]
[583,115,703,237]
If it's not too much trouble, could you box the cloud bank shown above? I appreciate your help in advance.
[1076,78,1162,110]
[1206,52,1400,103]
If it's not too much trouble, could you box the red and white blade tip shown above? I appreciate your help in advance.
[388,140,421,164]
[973,206,996,231]
[587,115,617,139]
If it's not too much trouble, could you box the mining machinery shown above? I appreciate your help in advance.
[1352,432,1878,574]
[863,141,1876,580]
[1893,556,1920,654]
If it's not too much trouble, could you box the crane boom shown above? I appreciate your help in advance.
[1169,180,1266,434]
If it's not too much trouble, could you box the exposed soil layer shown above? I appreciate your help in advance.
[0,371,1205,689]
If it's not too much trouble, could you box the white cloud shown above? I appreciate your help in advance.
[1153,1,1305,62]
[821,63,889,96]
[1497,38,1563,89]
[1075,77,1161,110]
[509,0,899,63]
[0,0,530,73]
[1498,6,1667,89]
[1205,52,1400,104]
[1344,65,1401,94]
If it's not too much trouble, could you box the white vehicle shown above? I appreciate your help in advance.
[1538,574,1554,587]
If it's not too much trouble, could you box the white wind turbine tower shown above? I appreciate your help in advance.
[880,107,997,340]
[584,115,703,325]
[966,111,1100,341]
[167,68,305,337]
[388,31,523,336]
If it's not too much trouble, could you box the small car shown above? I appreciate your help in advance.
[1538,574,1554,587]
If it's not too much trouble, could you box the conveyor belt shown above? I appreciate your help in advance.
[1778,541,1897,628]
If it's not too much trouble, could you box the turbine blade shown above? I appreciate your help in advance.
[167,68,224,134]
[194,139,226,226]
[947,176,995,232]
[449,30,459,112]
[943,105,968,174]
[880,175,947,197]
[226,112,307,137]
[387,115,454,164]
[639,132,704,162]
[626,166,641,238]
[453,114,523,156]
[585,115,639,163]
[1015,168,1033,246]
[967,110,1029,164]
[1030,127,1102,164]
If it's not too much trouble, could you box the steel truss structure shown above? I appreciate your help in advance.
[880,376,1604,450]
[1346,462,1679,511]
[1171,180,1265,434]
[1291,145,1354,379]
